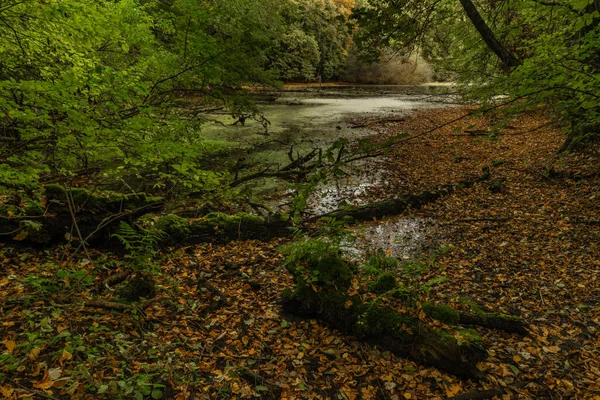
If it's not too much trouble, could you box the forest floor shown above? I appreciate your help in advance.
[1,106,599,399]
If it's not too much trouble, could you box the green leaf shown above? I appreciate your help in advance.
[151,389,163,399]
[254,385,269,392]
[97,385,109,394]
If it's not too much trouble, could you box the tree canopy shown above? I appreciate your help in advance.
[0,0,282,193]
[352,0,600,148]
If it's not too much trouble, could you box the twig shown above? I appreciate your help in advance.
[57,295,172,312]
[69,201,163,259]
[64,184,93,266]
[105,270,132,288]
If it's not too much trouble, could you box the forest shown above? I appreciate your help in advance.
[1,0,599,399]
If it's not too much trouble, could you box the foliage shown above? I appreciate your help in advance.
[282,238,354,290]
[364,248,399,275]
[353,0,600,148]
[0,0,282,198]
[112,221,166,274]
[369,271,398,293]
[314,216,355,242]
[266,0,354,80]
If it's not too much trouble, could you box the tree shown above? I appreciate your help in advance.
[457,0,520,69]
[266,0,354,81]
[352,0,600,149]
[0,0,283,198]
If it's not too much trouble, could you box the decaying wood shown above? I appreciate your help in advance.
[71,295,172,311]
[318,168,491,222]
[458,311,529,334]
[1,294,172,312]
[105,270,132,288]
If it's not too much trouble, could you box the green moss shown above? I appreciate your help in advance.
[205,211,263,229]
[422,302,460,324]
[355,303,417,342]
[455,328,483,348]
[138,214,191,242]
[44,184,163,212]
[282,239,353,290]
[370,271,398,294]
[189,212,265,238]
[433,328,484,354]
[435,329,457,344]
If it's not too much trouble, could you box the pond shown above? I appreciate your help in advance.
[203,85,455,164]
[202,84,455,214]
[202,84,455,259]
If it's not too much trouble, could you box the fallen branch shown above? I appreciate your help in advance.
[2,295,171,311]
[84,296,170,311]
[317,168,491,222]
[458,311,529,334]
[105,270,132,288]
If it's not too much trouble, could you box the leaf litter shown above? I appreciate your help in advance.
[1,106,599,399]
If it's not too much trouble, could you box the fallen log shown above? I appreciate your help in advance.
[1,184,165,245]
[2,294,171,312]
[137,211,293,244]
[281,239,528,378]
[280,239,489,378]
[318,168,491,222]
[458,311,528,334]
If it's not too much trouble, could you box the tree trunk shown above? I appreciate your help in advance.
[458,0,521,69]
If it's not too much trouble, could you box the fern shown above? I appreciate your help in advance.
[112,221,167,273]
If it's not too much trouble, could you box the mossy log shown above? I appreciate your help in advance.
[282,287,487,378]
[319,168,491,222]
[281,241,487,378]
[458,311,528,334]
[1,184,164,244]
[421,302,528,334]
[138,211,292,244]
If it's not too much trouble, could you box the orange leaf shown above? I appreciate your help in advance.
[33,369,54,390]
[0,385,13,397]
[12,231,28,241]
[4,340,15,354]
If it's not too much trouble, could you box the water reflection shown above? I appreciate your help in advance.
[343,217,437,262]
